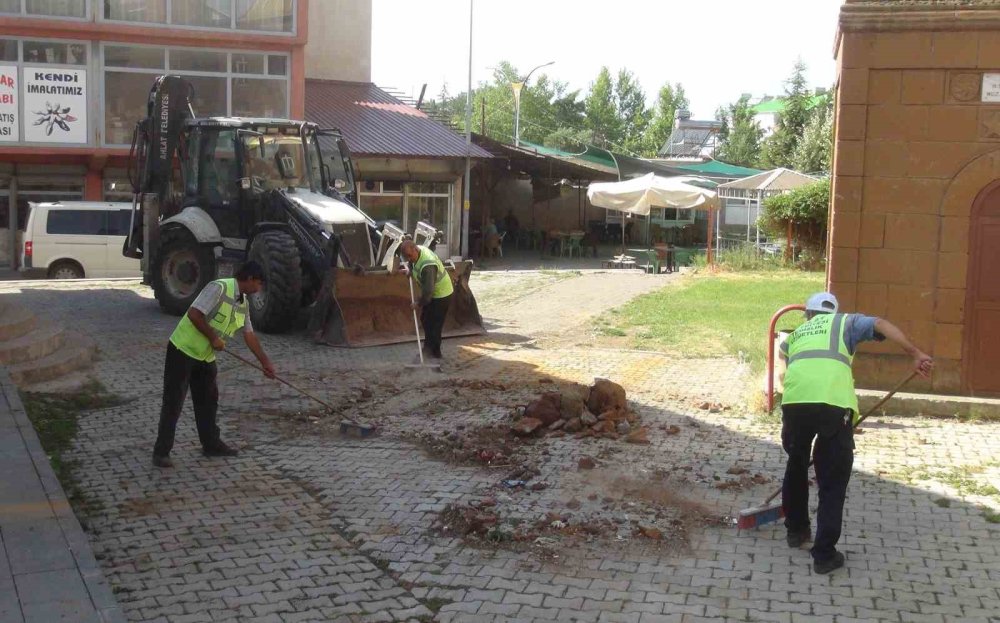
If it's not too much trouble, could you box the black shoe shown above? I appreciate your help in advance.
[813,551,845,574]
[786,528,811,548]
[202,442,239,457]
[152,454,173,468]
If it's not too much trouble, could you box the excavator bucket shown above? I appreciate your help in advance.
[310,260,486,348]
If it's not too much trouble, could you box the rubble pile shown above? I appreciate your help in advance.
[411,423,525,467]
[510,378,650,443]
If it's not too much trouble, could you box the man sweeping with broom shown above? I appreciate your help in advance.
[399,240,453,361]
[779,292,933,574]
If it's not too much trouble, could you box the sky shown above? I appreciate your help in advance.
[371,0,845,120]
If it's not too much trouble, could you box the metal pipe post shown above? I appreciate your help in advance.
[461,0,473,258]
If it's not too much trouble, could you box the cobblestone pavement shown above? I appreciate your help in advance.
[1,272,999,623]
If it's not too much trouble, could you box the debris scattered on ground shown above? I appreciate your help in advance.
[411,424,525,467]
[578,457,597,470]
[509,378,647,444]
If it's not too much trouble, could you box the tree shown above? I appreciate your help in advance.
[584,67,623,149]
[644,83,689,157]
[614,68,650,155]
[759,179,831,264]
[760,60,812,169]
[792,105,833,173]
[716,95,763,168]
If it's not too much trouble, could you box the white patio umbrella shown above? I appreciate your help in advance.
[587,173,721,261]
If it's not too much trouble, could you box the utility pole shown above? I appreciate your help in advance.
[461,0,473,258]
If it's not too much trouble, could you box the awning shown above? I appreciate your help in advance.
[587,173,720,217]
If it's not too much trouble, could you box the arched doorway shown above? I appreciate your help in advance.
[966,181,1000,394]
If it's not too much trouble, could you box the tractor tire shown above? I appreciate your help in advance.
[152,228,216,316]
[248,230,302,333]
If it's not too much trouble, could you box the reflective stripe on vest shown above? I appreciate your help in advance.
[169,278,247,362]
[413,246,454,299]
[781,313,859,416]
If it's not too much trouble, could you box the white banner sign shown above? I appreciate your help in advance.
[0,65,17,142]
[983,74,1000,103]
[23,68,87,143]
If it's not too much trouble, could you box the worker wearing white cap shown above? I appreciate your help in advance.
[779,292,933,574]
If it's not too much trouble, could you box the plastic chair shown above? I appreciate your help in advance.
[638,249,661,274]
[566,234,584,258]
[496,231,507,258]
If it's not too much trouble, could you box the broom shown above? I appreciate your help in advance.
[736,371,916,530]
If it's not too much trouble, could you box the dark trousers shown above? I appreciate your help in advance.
[420,294,452,358]
[153,342,221,456]
[781,403,855,562]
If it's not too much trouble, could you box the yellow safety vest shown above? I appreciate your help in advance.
[781,313,859,418]
[413,246,454,299]
[170,278,247,362]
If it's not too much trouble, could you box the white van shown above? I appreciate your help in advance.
[20,202,141,279]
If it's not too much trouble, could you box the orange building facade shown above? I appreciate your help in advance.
[830,0,1000,395]
[0,0,312,267]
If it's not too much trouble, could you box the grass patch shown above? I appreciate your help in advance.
[21,380,128,519]
[599,270,823,372]
[983,508,1000,524]
[933,497,952,508]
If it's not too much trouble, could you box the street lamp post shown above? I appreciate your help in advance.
[461,0,473,258]
[512,61,554,146]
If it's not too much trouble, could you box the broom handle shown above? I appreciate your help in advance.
[407,262,425,364]
[222,348,337,412]
[762,371,918,505]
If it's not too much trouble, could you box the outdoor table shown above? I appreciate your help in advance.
[602,254,636,269]
[626,247,677,273]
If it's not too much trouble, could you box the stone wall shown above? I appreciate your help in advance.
[831,6,1000,394]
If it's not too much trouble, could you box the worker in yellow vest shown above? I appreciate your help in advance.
[399,240,454,360]
[152,261,275,468]
[779,292,932,574]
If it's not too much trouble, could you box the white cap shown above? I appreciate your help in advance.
[805,292,839,314]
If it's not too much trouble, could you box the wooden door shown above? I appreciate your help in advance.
[967,184,1000,393]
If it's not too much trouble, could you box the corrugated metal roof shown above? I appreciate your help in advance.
[305,80,492,160]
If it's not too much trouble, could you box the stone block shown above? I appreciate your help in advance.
[935,288,965,323]
[930,358,962,393]
[937,252,968,289]
[927,107,979,142]
[830,282,858,312]
[829,246,858,283]
[859,214,886,248]
[858,248,936,286]
[886,285,936,322]
[911,251,938,287]
[934,323,964,359]
[838,105,868,141]
[856,283,888,316]
[901,71,945,104]
[832,211,861,248]
[868,70,901,104]
[930,32,979,68]
[976,107,1000,141]
[841,33,877,69]
[862,177,946,215]
[867,105,927,141]
[839,68,869,105]
[833,176,863,213]
[884,214,940,250]
[939,153,998,216]
[835,141,866,177]
[864,141,908,177]
[940,217,969,253]
[872,32,933,69]
[978,31,1000,67]
[908,141,990,179]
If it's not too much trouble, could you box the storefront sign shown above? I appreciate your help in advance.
[23,68,87,143]
[0,66,17,142]
[983,73,1000,102]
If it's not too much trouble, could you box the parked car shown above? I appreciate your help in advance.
[20,202,141,279]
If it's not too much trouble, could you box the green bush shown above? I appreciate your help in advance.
[759,178,830,262]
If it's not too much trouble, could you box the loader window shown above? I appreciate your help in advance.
[243,134,321,192]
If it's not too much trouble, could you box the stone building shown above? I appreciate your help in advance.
[830,0,1000,395]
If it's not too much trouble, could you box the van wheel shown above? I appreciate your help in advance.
[153,228,216,316]
[48,261,84,280]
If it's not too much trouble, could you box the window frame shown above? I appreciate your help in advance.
[359,181,454,243]
[98,0,297,36]
[99,41,291,147]
[0,0,91,21]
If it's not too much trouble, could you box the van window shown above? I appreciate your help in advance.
[106,210,133,236]
[46,210,108,235]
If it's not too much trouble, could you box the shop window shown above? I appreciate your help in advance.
[170,49,227,73]
[0,39,17,62]
[0,0,18,13]
[360,194,404,230]
[232,78,287,118]
[172,0,232,29]
[25,0,86,17]
[105,45,165,69]
[105,71,160,145]
[231,53,264,75]
[267,55,287,76]
[407,195,448,237]
[104,0,167,23]
[23,40,87,65]
[236,0,292,32]
[186,75,227,117]
[103,177,132,201]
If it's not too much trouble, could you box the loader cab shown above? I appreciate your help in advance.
[181,124,243,237]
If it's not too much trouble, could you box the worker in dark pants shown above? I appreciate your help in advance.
[152,261,275,468]
[399,240,453,359]
[779,292,932,574]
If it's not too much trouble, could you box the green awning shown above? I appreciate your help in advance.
[675,160,762,177]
